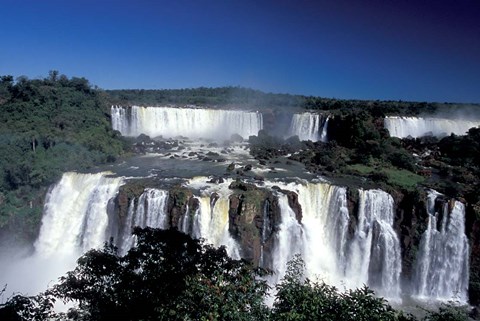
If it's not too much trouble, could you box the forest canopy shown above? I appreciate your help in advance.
[0,72,126,237]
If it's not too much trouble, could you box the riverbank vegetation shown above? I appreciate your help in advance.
[0,228,472,321]
[0,72,127,241]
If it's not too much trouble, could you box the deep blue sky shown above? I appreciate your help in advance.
[1,0,479,103]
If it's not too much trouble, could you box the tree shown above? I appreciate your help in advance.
[272,255,402,321]
[50,228,269,321]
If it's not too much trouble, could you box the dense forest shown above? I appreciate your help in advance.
[107,87,448,115]
[0,72,127,241]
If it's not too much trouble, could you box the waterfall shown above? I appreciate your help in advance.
[179,204,191,235]
[384,116,480,138]
[35,172,123,256]
[346,189,402,299]
[413,190,470,302]
[270,194,305,283]
[319,116,329,143]
[264,181,349,287]
[193,193,240,259]
[288,113,329,142]
[25,172,470,303]
[111,105,263,139]
[117,188,169,254]
[296,183,349,284]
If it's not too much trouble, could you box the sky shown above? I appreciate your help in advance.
[0,0,479,103]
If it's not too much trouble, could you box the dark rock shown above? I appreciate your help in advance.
[229,180,257,191]
[167,187,194,229]
[208,176,225,184]
[286,191,302,223]
[226,163,235,172]
[206,151,219,157]
[228,188,282,266]
[188,152,197,156]
[244,164,253,171]
[202,157,212,162]
[208,143,218,148]
[210,192,219,208]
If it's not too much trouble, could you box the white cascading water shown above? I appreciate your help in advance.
[270,193,305,283]
[319,116,329,143]
[287,113,329,142]
[2,172,123,296]
[111,105,263,139]
[186,177,241,259]
[194,194,241,259]
[35,172,123,256]
[384,116,480,138]
[413,190,469,302]
[265,181,349,287]
[345,189,402,299]
[118,188,169,254]
[296,182,349,284]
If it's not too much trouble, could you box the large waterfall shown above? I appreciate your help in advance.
[117,188,169,254]
[384,116,480,138]
[265,182,401,299]
[287,113,329,142]
[19,172,470,304]
[294,182,349,285]
[413,190,470,302]
[346,189,402,298]
[111,106,263,139]
[35,172,123,256]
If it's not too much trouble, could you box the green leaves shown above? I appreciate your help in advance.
[48,228,269,321]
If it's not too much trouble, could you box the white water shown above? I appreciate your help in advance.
[35,172,123,256]
[111,105,263,139]
[287,113,329,142]
[1,172,123,297]
[413,190,470,302]
[264,182,403,298]
[346,189,402,299]
[295,182,349,285]
[187,177,241,259]
[384,116,480,138]
[270,194,305,283]
[264,182,346,285]
[10,171,470,304]
[118,188,169,254]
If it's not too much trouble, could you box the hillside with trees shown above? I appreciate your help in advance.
[0,72,127,241]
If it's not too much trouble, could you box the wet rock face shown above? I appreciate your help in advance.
[286,191,302,223]
[115,183,146,218]
[392,189,427,280]
[167,187,194,229]
[228,183,282,265]
[469,206,480,305]
[132,134,179,154]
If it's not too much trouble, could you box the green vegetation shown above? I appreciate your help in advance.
[107,87,303,109]
[0,72,127,239]
[382,168,425,191]
[0,229,472,321]
[107,87,471,116]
